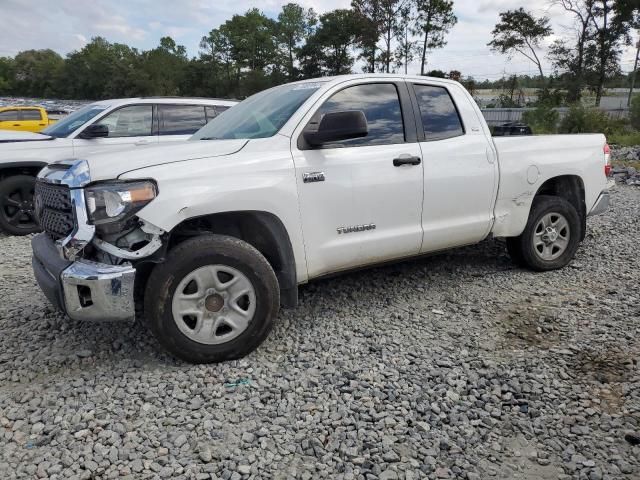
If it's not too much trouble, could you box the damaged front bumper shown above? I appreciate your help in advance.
[32,233,136,321]
[31,159,139,322]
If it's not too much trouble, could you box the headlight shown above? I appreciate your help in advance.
[85,180,157,225]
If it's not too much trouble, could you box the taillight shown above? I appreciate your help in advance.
[603,143,611,176]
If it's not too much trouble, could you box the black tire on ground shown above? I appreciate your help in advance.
[0,175,40,236]
[144,234,280,363]
[506,195,581,272]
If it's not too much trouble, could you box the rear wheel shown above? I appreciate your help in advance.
[144,234,280,363]
[0,175,40,236]
[506,195,581,271]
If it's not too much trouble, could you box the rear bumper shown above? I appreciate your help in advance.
[31,233,136,321]
[587,190,610,217]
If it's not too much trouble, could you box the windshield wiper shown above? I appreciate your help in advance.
[199,136,223,140]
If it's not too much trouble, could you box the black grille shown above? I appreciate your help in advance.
[34,181,74,239]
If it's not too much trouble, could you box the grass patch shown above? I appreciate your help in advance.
[607,132,640,147]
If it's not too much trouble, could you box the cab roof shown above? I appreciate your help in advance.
[0,105,46,111]
[89,97,238,109]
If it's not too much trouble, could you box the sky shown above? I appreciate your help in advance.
[0,0,637,80]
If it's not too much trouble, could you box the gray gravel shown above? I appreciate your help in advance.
[1,185,639,480]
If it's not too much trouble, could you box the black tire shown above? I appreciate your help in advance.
[506,195,581,271]
[0,175,40,236]
[144,234,280,363]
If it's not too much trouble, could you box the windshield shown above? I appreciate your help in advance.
[42,104,109,138]
[191,82,324,141]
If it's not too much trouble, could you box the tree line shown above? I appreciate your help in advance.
[0,0,637,103]
[488,0,639,106]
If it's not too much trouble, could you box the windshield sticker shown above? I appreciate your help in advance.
[292,83,323,90]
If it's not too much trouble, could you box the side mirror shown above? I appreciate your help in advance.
[303,110,368,147]
[79,124,109,139]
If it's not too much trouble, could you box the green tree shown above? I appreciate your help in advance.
[378,0,411,73]
[590,0,631,105]
[277,3,317,80]
[425,69,447,77]
[414,0,457,76]
[558,103,615,134]
[461,76,477,96]
[522,103,560,133]
[141,37,189,96]
[63,37,145,99]
[394,3,418,73]
[312,10,359,75]
[488,8,552,80]
[12,49,65,97]
[550,0,597,102]
[298,35,326,78]
[225,9,278,73]
[0,57,15,95]
[351,0,382,73]
[199,28,235,94]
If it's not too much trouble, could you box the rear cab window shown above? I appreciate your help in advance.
[412,84,464,141]
[159,105,207,135]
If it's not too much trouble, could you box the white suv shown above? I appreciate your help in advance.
[0,97,237,235]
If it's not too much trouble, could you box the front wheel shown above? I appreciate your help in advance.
[506,195,581,271]
[0,175,40,236]
[144,234,280,363]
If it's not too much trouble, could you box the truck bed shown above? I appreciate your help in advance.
[491,133,608,237]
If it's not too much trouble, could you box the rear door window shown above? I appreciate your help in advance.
[413,84,464,141]
[205,105,230,122]
[159,105,207,135]
[20,109,43,120]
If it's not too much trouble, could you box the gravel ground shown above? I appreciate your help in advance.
[1,185,639,480]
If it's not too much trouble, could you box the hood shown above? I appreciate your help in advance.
[83,138,249,181]
[0,130,53,143]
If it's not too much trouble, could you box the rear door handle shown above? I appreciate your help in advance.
[393,155,421,167]
[135,139,150,145]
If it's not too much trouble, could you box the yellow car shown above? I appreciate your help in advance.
[0,106,59,133]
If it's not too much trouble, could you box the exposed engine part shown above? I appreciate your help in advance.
[93,220,164,260]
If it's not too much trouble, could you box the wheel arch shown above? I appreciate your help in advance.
[0,162,47,180]
[533,175,586,240]
[154,210,298,308]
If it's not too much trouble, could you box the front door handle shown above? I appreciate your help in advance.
[135,140,149,145]
[393,155,421,167]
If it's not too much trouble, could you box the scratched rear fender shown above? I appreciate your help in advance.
[491,133,607,237]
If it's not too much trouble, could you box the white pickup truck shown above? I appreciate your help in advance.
[31,74,610,363]
[0,97,236,235]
